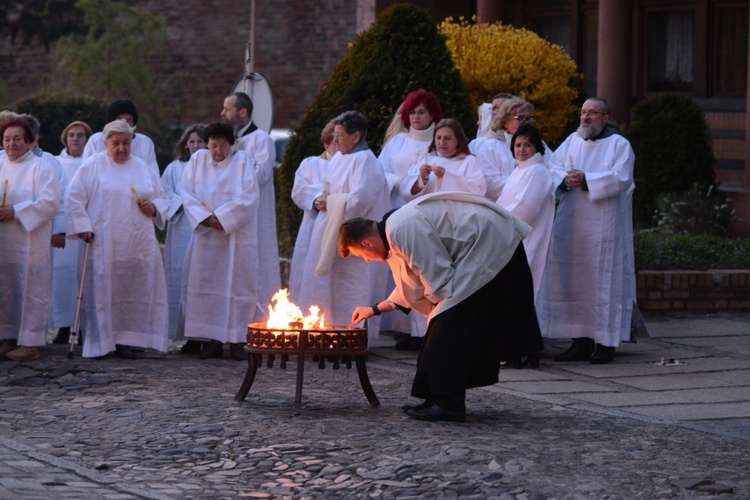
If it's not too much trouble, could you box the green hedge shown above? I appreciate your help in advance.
[635,231,750,271]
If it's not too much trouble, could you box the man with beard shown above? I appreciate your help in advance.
[537,97,635,365]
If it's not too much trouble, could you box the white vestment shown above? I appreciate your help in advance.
[82,132,159,173]
[236,125,280,314]
[385,192,530,321]
[0,151,60,345]
[496,152,554,310]
[474,137,516,200]
[289,155,327,299]
[378,130,432,209]
[161,159,193,339]
[401,154,486,203]
[538,132,636,347]
[294,147,390,337]
[65,152,170,357]
[48,150,83,328]
[180,149,260,343]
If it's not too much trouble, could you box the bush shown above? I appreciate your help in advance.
[626,94,715,228]
[11,94,108,155]
[277,4,475,250]
[438,17,580,147]
[634,231,750,271]
[654,184,737,237]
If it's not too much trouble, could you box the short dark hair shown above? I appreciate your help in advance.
[511,124,545,157]
[229,92,254,116]
[332,110,367,138]
[338,217,377,257]
[0,119,35,145]
[203,122,235,145]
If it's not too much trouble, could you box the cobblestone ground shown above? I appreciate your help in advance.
[1,344,748,499]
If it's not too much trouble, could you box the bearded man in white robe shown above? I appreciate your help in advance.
[221,92,280,317]
[341,192,543,422]
[538,97,636,365]
[294,111,390,338]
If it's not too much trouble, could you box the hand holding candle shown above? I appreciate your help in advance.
[130,186,143,206]
[1,179,8,208]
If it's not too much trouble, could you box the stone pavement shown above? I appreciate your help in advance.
[0,313,749,499]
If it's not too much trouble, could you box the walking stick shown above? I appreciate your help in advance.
[68,240,91,359]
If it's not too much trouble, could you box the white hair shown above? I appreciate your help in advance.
[103,120,135,142]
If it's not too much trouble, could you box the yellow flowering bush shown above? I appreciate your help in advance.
[440,17,581,145]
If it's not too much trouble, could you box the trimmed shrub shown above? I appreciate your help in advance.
[634,231,750,271]
[626,94,715,228]
[277,4,475,251]
[12,94,108,155]
[654,184,737,237]
[438,17,580,147]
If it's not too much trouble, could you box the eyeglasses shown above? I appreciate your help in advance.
[513,115,536,124]
[579,110,606,118]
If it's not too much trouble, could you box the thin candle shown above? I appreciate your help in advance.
[1,179,7,208]
[130,186,143,205]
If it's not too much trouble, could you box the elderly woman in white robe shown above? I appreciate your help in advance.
[180,122,260,361]
[294,111,390,338]
[289,121,337,299]
[66,120,169,359]
[160,124,206,351]
[0,119,61,362]
[401,118,486,203]
[49,121,93,345]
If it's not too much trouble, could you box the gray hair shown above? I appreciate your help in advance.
[332,110,367,137]
[585,97,611,115]
[17,114,41,138]
[103,120,135,142]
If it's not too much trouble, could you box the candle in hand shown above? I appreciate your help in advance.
[1,180,7,208]
[130,186,143,206]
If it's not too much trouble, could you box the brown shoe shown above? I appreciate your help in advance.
[0,340,18,357]
[6,346,40,362]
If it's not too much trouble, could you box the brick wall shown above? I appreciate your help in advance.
[638,270,750,315]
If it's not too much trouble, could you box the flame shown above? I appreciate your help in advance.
[266,289,325,330]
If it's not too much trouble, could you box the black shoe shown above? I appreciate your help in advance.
[180,340,203,354]
[553,338,594,362]
[590,344,615,364]
[406,404,465,423]
[230,343,246,361]
[401,399,433,412]
[200,342,224,360]
[114,344,137,360]
[52,327,71,345]
[510,352,541,369]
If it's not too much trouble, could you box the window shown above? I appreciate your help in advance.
[712,5,748,96]
[646,10,694,92]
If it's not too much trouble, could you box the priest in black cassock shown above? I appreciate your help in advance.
[339,192,544,422]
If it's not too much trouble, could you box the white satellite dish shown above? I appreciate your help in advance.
[231,73,274,133]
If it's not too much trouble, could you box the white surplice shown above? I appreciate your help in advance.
[82,132,159,173]
[400,154,486,203]
[538,132,636,347]
[294,147,390,337]
[0,151,60,346]
[236,125,280,315]
[496,152,554,310]
[378,129,432,209]
[474,136,516,201]
[180,149,260,343]
[65,152,170,357]
[289,155,327,299]
[160,159,193,339]
[48,150,83,328]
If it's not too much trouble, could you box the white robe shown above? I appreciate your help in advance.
[294,147,390,337]
[82,132,159,174]
[289,155,327,299]
[401,154,486,203]
[236,126,280,314]
[385,192,530,321]
[180,149,260,344]
[48,150,83,328]
[0,151,61,345]
[161,159,193,339]
[65,152,170,357]
[378,131,432,209]
[538,132,636,347]
[496,152,554,310]
[474,137,516,200]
